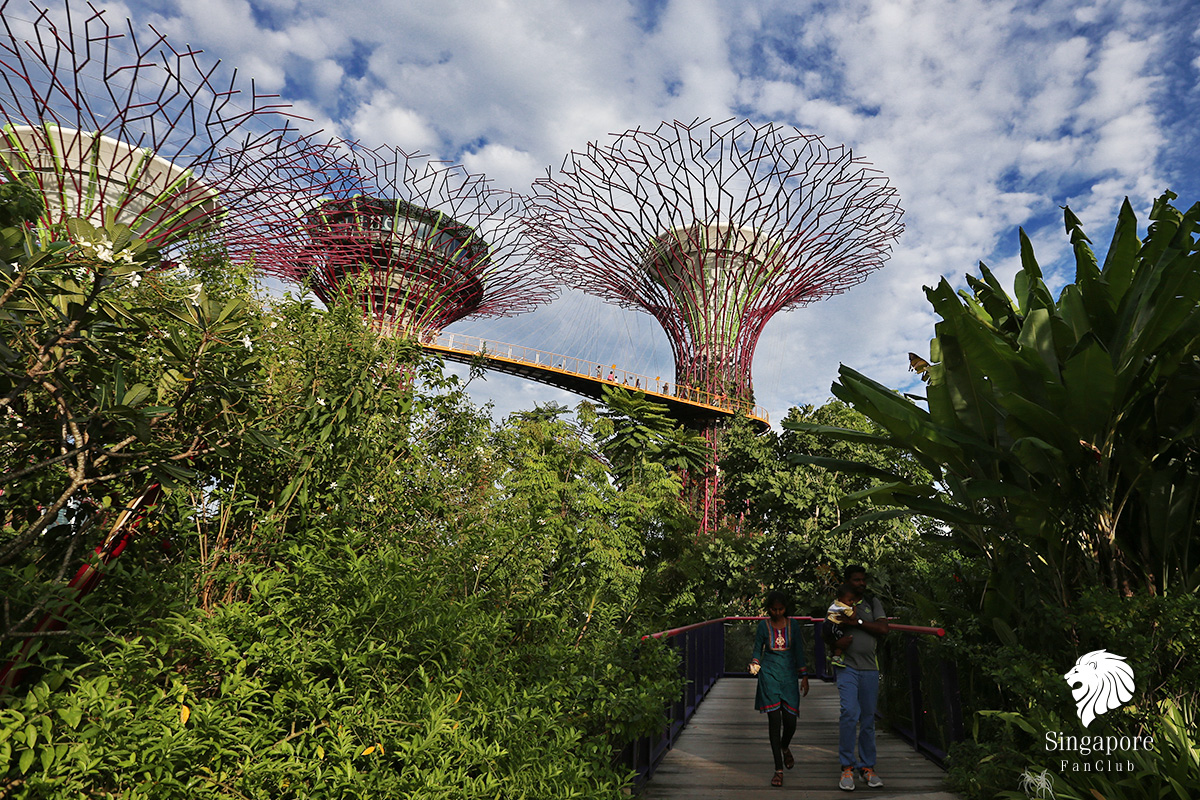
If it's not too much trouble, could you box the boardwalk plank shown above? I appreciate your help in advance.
[640,678,961,800]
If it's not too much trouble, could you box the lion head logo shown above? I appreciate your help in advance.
[1063,649,1134,727]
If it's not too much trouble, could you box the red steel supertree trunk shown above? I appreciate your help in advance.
[0,0,299,255]
[243,141,557,338]
[532,118,904,530]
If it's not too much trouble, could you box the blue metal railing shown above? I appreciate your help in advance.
[876,628,964,765]
[621,617,727,788]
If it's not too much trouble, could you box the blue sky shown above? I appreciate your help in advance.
[93,0,1200,425]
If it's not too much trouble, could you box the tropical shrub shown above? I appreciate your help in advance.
[791,192,1200,616]
[1,202,686,797]
[715,402,931,614]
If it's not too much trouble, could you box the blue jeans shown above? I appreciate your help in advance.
[837,666,879,769]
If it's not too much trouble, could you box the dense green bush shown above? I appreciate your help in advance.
[2,207,688,798]
[1,531,679,798]
[939,570,1200,798]
[713,402,929,616]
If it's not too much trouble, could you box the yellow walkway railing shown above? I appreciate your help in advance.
[418,331,769,425]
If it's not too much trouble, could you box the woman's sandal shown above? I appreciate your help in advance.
[782,747,794,769]
[771,770,784,787]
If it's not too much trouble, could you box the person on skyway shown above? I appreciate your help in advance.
[834,565,888,791]
[749,591,809,787]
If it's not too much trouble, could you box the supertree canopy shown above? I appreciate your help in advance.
[0,0,297,252]
[532,118,904,402]
[244,142,557,337]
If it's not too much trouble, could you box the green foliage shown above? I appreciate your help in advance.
[1,217,261,526]
[781,193,1200,798]
[1,213,684,797]
[798,193,1200,615]
[714,402,929,613]
[486,397,701,628]
[966,697,1200,800]
[1,215,270,661]
[594,385,710,489]
[939,589,1200,799]
[0,530,679,798]
[0,178,42,228]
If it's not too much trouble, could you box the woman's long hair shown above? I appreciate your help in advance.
[764,590,791,616]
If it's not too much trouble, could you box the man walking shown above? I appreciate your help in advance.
[834,565,888,791]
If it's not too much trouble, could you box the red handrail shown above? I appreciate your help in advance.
[889,623,946,637]
[642,616,945,640]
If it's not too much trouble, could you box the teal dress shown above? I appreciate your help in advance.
[751,619,807,715]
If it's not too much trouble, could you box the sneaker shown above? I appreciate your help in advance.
[860,767,883,788]
[830,652,846,669]
[839,767,856,791]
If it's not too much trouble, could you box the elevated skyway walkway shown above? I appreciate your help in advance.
[642,678,960,799]
[418,331,770,429]
[627,617,961,798]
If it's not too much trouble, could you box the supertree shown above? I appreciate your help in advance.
[532,118,904,403]
[531,118,904,529]
[243,141,557,338]
[0,0,300,254]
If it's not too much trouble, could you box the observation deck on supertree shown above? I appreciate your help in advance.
[0,0,305,255]
[531,118,904,405]
[241,142,557,338]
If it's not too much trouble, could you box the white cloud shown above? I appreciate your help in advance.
[103,0,1192,425]
[460,144,541,193]
[347,98,439,153]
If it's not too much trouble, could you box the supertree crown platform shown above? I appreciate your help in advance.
[242,141,557,338]
[532,118,904,402]
[0,0,298,252]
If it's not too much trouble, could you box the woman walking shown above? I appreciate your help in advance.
[749,591,810,787]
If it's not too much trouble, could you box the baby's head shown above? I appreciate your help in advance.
[837,583,856,604]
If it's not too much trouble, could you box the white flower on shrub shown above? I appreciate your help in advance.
[79,236,136,265]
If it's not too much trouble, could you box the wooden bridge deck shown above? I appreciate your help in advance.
[640,678,961,800]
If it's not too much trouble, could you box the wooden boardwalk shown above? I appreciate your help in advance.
[641,678,961,800]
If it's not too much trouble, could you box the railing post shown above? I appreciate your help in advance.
[688,629,698,712]
[690,627,701,705]
[941,657,964,744]
[905,633,924,752]
[673,635,684,742]
[710,620,721,692]
[814,619,828,679]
